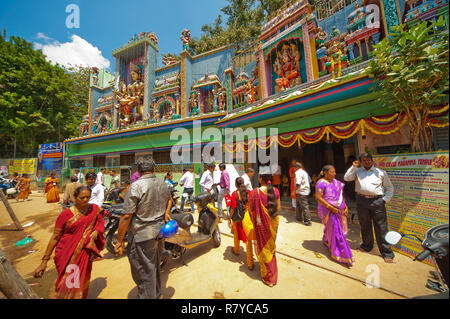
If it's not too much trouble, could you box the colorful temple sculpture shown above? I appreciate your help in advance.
[404,0,449,26]
[67,0,448,193]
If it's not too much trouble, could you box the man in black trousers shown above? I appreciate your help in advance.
[115,155,172,298]
[344,153,395,263]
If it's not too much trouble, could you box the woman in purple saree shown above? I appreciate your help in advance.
[315,165,354,265]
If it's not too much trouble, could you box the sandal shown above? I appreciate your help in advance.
[262,280,274,287]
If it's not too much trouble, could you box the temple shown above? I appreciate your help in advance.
[64,0,449,194]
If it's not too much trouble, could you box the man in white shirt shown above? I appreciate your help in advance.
[295,162,311,226]
[241,168,255,191]
[96,168,106,186]
[179,168,195,212]
[75,169,84,185]
[199,163,216,193]
[86,172,105,207]
[344,153,395,263]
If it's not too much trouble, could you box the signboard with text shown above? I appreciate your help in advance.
[38,143,64,174]
[8,158,36,175]
[373,152,449,265]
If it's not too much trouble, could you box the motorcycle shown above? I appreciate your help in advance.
[162,185,221,267]
[102,203,130,255]
[102,182,179,256]
[0,177,19,199]
[103,186,127,205]
[385,224,449,298]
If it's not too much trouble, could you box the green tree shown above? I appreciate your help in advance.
[189,0,285,55]
[368,17,449,152]
[0,33,90,158]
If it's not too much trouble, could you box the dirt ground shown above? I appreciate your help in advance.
[0,192,437,299]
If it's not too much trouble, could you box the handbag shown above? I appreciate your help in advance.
[231,192,245,222]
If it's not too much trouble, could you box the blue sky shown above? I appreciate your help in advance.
[0,0,229,70]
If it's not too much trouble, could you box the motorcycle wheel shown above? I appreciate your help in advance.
[212,229,221,247]
[105,224,119,255]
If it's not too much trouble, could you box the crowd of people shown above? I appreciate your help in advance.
[31,152,395,299]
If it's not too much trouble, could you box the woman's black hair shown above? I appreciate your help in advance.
[70,175,79,182]
[319,165,334,179]
[165,172,172,180]
[260,174,277,216]
[235,177,248,204]
[74,186,91,198]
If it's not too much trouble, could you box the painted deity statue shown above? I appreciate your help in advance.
[114,79,133,128]
[188,84,199,115]
[114,64,145,129]
[180,29,191,51]
[217,87,227,111]
[127,68,145,119]
[274,43,300,91]
[315,27,328,49]
[245,80,256,104]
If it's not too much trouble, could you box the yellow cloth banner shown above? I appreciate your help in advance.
[8,159,36,175]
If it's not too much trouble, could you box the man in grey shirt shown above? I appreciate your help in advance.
[344,153,395,263]
[115,155,172,299]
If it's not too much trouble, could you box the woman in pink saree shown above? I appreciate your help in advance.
[315,165,354,265]
[248,168,281,287]
[34,186,105,299]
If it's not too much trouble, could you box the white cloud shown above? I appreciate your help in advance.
[34,33,110,69]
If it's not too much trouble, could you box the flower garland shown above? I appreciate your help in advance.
[222,108,447,153]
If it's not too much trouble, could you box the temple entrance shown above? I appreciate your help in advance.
[277,137,357,200]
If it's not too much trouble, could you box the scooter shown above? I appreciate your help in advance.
[0,177,19,199]
[386,224,449,298]
[162,186,221,266]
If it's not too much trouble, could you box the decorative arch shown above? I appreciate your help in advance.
[154,96,176,111]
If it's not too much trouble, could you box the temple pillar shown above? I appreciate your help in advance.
[257,48,268,99]
[309,30,319,80]
[380,0,402,39]
[302,24,314,83]
[225,68,234,112]
[180,51,188,118]
[175,92,180,115]
[143,44,149,121]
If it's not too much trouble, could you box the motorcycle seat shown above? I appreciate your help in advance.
[171,212,194,229]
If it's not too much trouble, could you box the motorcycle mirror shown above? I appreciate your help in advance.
[385,231,403,245]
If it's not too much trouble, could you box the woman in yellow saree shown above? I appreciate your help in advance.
[45,173,60,203]
[248,167,281,287]
[16,174,31,201]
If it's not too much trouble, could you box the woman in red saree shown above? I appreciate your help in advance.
[248,167,281,287]
[228,177,254,270]
[45,173,60,203]
[34,186,105,299]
